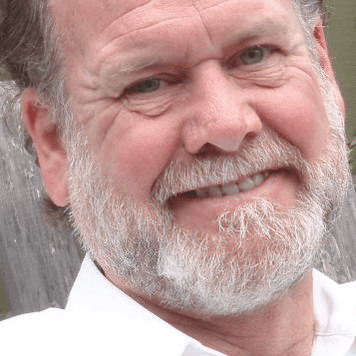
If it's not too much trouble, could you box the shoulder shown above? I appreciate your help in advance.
[0,306,163,355]
[0,308,108,354]
[0,308,65,342]
[0,308,67,354]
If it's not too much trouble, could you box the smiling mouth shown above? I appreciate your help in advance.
[178,171,271,199]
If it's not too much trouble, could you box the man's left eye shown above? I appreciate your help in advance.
[240,47,270,65]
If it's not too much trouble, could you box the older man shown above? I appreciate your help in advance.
[0,0,355,355]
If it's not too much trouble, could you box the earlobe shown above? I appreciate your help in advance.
[22,88,70,207]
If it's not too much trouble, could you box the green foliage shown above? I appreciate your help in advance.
[0,67,10,80]
[0,310,11,321]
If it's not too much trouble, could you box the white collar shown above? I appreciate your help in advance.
[65,255,356,356]
[312,269,356,355]
[66,255,225,356]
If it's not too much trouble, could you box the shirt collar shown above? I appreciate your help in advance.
[66,255,356,356]
[66,255,224,356]
[312,269,356,355]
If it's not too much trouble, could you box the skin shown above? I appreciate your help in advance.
[22,0,344,354]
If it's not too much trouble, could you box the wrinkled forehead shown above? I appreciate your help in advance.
[51,0,150,31]
[50,0,296,46]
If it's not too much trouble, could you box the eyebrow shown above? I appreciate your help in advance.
[103,56,163,77]
[229,19,293,47]
[99,18,294,92]
[99,55,166,95]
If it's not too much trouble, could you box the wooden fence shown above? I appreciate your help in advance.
[0,83,356,320]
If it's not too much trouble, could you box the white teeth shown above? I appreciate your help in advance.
[192,171,270,198]
[238,177,255,192]
[222,183,240,195]
[253,173,264,186]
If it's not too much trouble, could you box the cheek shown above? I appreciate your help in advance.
[94,115,179,200]
[255,82,329,161]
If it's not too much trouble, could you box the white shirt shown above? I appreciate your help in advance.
[1,255,355,356]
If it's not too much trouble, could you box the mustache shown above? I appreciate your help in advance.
[152,131,309,204]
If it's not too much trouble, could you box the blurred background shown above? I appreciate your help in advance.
[325,0,356,174]
[0,0,355,320]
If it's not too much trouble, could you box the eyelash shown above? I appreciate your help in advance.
[122,75,181,98]
[229,45,277,67]
[121,45,279,97]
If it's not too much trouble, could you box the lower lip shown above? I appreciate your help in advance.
[166,169,299,230]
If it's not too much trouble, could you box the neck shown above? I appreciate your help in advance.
[107,271,315,356]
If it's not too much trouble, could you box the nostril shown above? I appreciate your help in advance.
[195,142,239,158]
[195,142,226,157]
[245,131,259,141]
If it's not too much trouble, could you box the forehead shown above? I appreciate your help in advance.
[51,0,300,76]
[51,0,297,42]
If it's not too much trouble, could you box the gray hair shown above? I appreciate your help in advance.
[0,0,62,101]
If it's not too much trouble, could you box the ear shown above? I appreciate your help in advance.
[22,88,70,207]
[313,19,346,118]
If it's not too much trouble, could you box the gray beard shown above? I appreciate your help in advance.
[65,78,351,317]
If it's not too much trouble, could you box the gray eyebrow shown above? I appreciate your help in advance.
[98,55,164,95]
[99,18,294,93]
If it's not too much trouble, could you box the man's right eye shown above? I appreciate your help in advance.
[125,78,162,95]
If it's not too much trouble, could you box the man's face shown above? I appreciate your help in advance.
[53,0,330,227]
[49,0,350,315]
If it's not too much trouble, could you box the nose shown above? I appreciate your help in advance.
[181,62,263,154]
